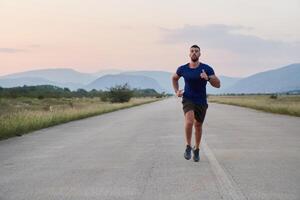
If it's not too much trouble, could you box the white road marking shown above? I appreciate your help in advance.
[202,138,248,200]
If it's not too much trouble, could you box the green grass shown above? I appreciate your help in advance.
[0,97,163,140]
[208,95,300,117]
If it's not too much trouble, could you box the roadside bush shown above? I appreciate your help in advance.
[107,83,133,103]
[100,91,110,102]
[270,94,278,99]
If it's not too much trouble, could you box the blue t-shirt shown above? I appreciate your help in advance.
[176,62,215,105]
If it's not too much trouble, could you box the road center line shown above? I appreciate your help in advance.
[202,139,248,200]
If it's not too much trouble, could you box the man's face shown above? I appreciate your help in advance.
[189,47,201,62]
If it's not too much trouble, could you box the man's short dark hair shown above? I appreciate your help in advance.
[190,45,200,50]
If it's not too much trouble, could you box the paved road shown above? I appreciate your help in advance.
[0,97,299,200]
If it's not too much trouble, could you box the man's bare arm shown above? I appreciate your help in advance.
[172,73,180,92]
[172,73,183,97]
[208,75,221,88]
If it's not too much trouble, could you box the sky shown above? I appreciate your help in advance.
[0,0,299,77]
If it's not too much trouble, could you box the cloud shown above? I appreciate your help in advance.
[0,48,26,53]
[0,45,40,53]
[159,24,299,58]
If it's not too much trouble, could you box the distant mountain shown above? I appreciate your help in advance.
[94,69,124,77]
[0,76,85,90]
[85,74,163,92]
[121,70,182,93]
[0,69,243,93]
[1,63,299,94]
[1,68,96,85]
[224,63,300,93]
[0,77,57,88]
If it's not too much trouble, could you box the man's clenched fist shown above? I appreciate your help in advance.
[176,89,184,97]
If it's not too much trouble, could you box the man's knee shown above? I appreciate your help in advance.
[185,111,194,126]
[194,120,202,130]
[186,120,194,127]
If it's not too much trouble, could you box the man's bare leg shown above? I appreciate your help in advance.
[194,120,203,149]
[184,110,194,146]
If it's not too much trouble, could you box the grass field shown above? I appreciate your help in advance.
[0,97,162,141]
[208,94,300,117]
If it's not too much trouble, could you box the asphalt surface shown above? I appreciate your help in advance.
[0,97,299,200]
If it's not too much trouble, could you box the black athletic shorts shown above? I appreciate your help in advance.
[182,97,208,123]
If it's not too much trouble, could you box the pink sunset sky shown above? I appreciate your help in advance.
[0,0,299,77]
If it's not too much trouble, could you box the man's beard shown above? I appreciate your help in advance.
[191,57,199,62]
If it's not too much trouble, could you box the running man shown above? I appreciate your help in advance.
[172,44,221,162]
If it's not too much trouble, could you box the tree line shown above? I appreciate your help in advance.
[0,84,170,103]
